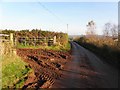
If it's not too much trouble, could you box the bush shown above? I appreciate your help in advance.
[75,36,119,68]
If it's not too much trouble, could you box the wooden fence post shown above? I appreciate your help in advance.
[10,33,14,47]
[53,36,56,44]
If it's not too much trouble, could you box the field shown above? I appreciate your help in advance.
[17,48,71,88]
[1,29,71,89]
[1,43,71,89]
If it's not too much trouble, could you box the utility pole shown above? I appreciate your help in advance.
[67,24,68,34]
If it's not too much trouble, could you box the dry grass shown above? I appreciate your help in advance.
[75,36,119,68]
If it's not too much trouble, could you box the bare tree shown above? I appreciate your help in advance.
[111,24,118,38]
[86,20,96,36]
[103,22,118,38]
[103,22,111,37]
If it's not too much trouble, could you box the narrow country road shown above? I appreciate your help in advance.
[51,41,118,88]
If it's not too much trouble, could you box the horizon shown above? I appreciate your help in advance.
[1,29,117,36]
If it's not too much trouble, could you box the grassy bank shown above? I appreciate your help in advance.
[2,54,32,88]
[74,37,120,68]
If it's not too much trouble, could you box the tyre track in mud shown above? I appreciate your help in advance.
[17,49,71,89]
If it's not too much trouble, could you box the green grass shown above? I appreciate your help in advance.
[2,54,31,88]
[60,42,71,51]
[16,42,71,52]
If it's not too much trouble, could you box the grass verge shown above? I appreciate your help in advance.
[2,54,32,88]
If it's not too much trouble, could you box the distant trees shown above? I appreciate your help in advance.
[86,20,96,36]
[103,22,118,38]
[1,29,15,34]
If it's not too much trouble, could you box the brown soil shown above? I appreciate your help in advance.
[16,49,71,89]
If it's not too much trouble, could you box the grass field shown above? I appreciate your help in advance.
[16,42,71,52]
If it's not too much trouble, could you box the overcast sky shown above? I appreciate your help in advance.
[0,2,118,35]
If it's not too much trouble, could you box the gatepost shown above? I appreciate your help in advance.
[53,36,56,44]
[10,33,14,47]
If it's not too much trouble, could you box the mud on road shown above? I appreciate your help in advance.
[17,49,71,89]
[51,42,118,88]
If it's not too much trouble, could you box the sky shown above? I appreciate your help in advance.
[0,1,118,35]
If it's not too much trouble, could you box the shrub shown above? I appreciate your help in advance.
[75,36,119,68]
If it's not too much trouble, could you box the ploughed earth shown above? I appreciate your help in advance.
[17,49,72,89]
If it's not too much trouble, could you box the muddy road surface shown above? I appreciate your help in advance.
[51,41,118,88]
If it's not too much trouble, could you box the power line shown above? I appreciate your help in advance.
[37,2,63,23]
[37,2,68,33]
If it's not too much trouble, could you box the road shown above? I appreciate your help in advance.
[51,41,118,88]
